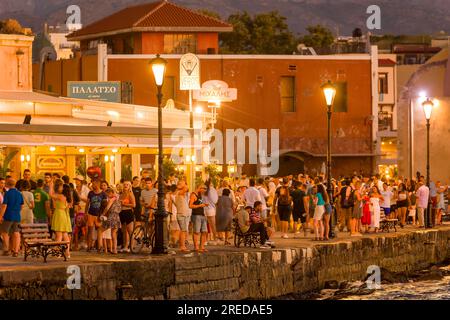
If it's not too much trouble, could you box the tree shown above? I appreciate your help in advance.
[197,9,222,20]
[0,19,27,35]
[220,11,297,54]
[352,28,363,38]
[299,25,335,54]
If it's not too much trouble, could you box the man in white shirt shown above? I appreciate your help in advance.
[380,183,393,217]
[74,176,90,213]
[372,174,384,191]
[243,179,261,208]
[416,180,430,227]
[256,178,269,221]
[240,174,250,188]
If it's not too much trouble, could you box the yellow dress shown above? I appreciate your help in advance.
[51,199,72,233]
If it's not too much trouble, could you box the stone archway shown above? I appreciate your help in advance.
[277,152,305,177]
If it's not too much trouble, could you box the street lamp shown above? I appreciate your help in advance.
[150,54,169,254]
[321,80,337,238]
[422,98,434,228]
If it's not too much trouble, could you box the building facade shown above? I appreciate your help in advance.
[397,47,450,183]
[36,48,379,177]
[34,0,384,178]
[376,55,398,179]
[66,1,232,55]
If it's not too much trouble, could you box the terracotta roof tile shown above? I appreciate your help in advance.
[67,1,232,40]
[378,58,396,66]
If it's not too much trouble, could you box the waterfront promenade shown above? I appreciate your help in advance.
[1,224,450,300]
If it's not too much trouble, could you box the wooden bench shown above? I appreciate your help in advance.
[19,224,69,263]
[232,219,260,248]
[380,219,398,233]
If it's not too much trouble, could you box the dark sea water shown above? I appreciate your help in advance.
[340,265,450,300]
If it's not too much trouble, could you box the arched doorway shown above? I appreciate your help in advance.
[277,152,305,177]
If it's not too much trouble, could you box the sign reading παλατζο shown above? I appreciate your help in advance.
[67,81,121,102]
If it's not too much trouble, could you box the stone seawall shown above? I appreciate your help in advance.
[1,228,449,300]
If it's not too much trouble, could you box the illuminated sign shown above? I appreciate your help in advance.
[193,80,237,102]
[67,81,121,102]
[180,53,201,90]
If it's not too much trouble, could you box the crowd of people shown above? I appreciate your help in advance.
[0,168,448,258]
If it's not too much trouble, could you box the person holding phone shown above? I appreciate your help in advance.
[189,184,209,253]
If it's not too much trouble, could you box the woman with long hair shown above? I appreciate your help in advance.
[350,181,363,236]
[49,179,72,258]
[100,188,121,254]
[118,181,135,253]
[318,184,331,240]
[396,183,409,227]
[312,185,326,241]
[277,186,292,239]
[369,186,384,233]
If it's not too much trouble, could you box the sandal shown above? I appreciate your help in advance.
[180,248,191,253]
[199,248,208,253]
[12,252,19,257]
[2,251,10,256]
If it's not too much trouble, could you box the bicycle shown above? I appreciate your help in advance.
[129,211,173,253]
[130,213,155,254]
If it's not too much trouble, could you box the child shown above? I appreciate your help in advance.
[101,188,122,254]
[101,222,112,254]
[361,192,371,233]
[72,211,87,251]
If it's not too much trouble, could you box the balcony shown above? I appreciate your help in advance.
[378,111,394,132]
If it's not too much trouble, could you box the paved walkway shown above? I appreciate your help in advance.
[1,223,449,272]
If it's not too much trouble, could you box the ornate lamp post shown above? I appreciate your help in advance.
[150,54,169,254]
[321,80,337,238]
[422,98,434,229]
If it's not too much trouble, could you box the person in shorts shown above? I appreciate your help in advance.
[0,179,23,257]
[174,180,191,252]
[85,179,107,251]
[140,178,157,223]
[189,184,208,253]
[32,179,50,225]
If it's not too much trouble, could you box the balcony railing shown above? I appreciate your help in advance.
[378,112,394,131]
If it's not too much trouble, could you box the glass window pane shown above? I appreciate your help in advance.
[280,76,295,112]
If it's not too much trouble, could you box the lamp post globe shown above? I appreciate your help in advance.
[422,98,434,229]
[150,54,169,254]
[321,80,337,239]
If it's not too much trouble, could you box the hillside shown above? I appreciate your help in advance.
[0,0,449,36]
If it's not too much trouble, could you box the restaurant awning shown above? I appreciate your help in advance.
[0,124,204,148]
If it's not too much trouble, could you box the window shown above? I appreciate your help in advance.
[378,73,388,94]
[333,82,348,113]
[123,35,134,54]
[280,76,296,112]
[164,34,197,54]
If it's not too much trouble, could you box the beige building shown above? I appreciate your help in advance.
[397,47,450,182]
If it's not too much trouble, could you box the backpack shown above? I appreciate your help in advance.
[340,186,355,208]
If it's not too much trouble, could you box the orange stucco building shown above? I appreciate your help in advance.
[35,52,377,177]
